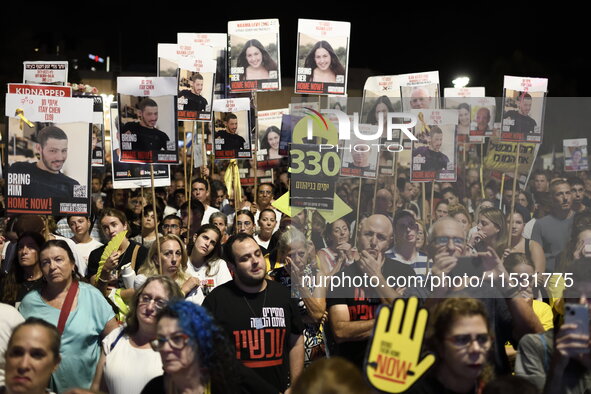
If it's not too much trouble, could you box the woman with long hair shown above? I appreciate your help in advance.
[504,208,545,275]
[408,298,493,393]
[469,207,508,258]
[456,102,471,136]
[92,276,183,394]
[185,224,231,304]
[142,300,239,394]
[137,234,195,295]
[0,231,46,306]
[260,126,282,160]
[236,39,277,81]
[304,40,346,83]
[366,95,394,126]
[19,240,118,392]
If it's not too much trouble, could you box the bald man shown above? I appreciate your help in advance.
[326,214,415,369]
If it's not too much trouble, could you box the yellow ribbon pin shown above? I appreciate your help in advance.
[417,112,431,139]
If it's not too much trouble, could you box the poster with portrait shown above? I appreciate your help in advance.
[178,33,228,99]
[410,109,457,182]
[257,108,288,169]
[295,19,350,96]
[23,61,68,86]
[228,19,281,92]
[5,94,92,215]
[362,76,403,143]
[89,95,105,166]
[444,87,486,143]
[340,124,380,178]
[564,138,588,172]
[117,77,179,164]
[109,103,170,189]
[212,98,252,159]
[501,76,548,143]
[177,46,216,121]
[400,71,440,112]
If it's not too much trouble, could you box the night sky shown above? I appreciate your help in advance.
[1,5,588,154]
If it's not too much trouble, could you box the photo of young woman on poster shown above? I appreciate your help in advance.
[236,39,278,81]
[304,40,346,83]
[260,125,281,160]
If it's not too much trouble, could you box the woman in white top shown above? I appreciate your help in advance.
[92,276,183,394]
[185,225,232,304]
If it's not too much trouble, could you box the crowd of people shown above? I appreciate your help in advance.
[0,158,590,394]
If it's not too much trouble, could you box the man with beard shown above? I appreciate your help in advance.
[326,214,415,369]
[215,113,247,153]
[203,233,304,393]
[8,125,79,201]
[503,92,537,135]
[120,98,170,155]
[412,126,450,173]
[178,72,208,112]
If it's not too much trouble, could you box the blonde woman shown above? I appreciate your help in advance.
[136,234,195,296]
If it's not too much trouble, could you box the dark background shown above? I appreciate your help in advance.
[1,4,588,154]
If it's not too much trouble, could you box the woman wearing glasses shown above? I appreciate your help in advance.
[92,276,183,394]
[142,300,239,394]
[408,297,493,393]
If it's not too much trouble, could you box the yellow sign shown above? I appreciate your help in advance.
[272,191,352,224]
[366,297,434,393]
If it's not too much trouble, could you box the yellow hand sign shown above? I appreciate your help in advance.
[365,297,435,393]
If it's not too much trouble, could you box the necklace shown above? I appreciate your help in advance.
[243,286,268,330]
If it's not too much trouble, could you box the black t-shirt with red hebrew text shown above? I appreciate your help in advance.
[202,279,304,393]
[325,259,416,369]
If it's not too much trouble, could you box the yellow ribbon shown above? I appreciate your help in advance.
[15,109,34,130]
[417,112,430,137]
[224,160,242,208]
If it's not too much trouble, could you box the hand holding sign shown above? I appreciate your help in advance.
[365,297,434,393]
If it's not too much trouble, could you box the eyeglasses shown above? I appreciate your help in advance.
[150,333,190,351]
[433,236,465,246]
[138,294,168,310]
[258,190,273,195]
[446,334,491,349]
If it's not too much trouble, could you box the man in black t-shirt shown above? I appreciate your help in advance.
[120,98,170,153]
[503,92,537,135]
[412,126,450,172]
[215,113,247,153]
[178,72,208,112]
[326,214,415,369]
[8,125,79,201]
[203,233,304,393]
